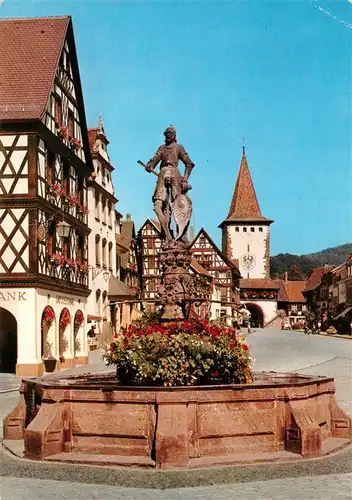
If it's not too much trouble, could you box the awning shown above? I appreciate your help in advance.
[87,314,103,322]
[335,306,352,320]
[108,275,135,300]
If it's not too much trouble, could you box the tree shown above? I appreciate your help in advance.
[288,264,304,281]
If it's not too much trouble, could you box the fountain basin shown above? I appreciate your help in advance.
[4,371,352,469]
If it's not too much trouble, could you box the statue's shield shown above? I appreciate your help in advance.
[173,193,192,240]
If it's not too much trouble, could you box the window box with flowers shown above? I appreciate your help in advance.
[57,125,68,140]
[69,137,82,151]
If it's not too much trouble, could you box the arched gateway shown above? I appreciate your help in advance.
[245,303,264,328]
[0,308,17,373]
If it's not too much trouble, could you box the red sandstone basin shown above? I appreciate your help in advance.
[4,371,352,469]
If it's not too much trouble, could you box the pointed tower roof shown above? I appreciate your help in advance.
[219,147,273,227]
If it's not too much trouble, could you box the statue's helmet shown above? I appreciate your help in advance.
[164,125,177,137]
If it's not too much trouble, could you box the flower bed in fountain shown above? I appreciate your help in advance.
[103,319,253,387]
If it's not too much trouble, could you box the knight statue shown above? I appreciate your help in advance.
[140,126,194,247]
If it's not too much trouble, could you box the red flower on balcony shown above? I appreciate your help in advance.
[69,137,82,151]
[50,253,65,266]
[64,258,76,269]
[57,125,68,139]
[60,309,71,329]
[42,306,55,325]
[67,194,79,207]
[74,310,84,326]
[49,183,64,196]
[78,205,89,214]
[79,261,89,274]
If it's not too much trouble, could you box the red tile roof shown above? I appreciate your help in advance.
[240,278,281,290]
[221,149,273,224]
[304,266,333,292]
[0,16,70,121]
[278,280,306,303]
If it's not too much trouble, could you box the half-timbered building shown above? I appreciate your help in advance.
[137,219,162,310]
[115,214,141,327]
[0,17,93,375]
[189,228,241,323]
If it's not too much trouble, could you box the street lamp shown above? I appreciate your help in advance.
[56,220,71,239]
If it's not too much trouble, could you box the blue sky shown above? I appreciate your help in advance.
[1,0,351,255]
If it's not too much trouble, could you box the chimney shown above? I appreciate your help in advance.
[189,225,195,242]
[284,271,288,282]
[126,213,131,221]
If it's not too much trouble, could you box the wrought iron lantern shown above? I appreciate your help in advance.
[56,221,71,239]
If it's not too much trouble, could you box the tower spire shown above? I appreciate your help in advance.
[225,147,264,221]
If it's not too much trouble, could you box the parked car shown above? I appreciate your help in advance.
[281,318,291,330]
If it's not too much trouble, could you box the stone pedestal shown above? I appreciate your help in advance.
[157,242,192,320]
[157,241,211,321]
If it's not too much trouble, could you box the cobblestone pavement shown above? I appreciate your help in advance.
[1,328,351,499]
[1,472,352,499]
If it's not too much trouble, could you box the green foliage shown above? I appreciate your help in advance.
[270,244,352,279]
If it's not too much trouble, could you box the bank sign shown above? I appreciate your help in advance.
[0,291,28,301]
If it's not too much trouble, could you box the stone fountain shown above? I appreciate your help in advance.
[3,128,352,469]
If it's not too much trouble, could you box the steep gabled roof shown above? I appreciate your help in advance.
[278,280,307,303]
[190,227,241,277]
[138,218,162,236]
[304,266,333,292]
[0,16,70,121]
[220,148,273,226]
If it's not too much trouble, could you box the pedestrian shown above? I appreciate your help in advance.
[87,325,96,338]
[233,320,240,335]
